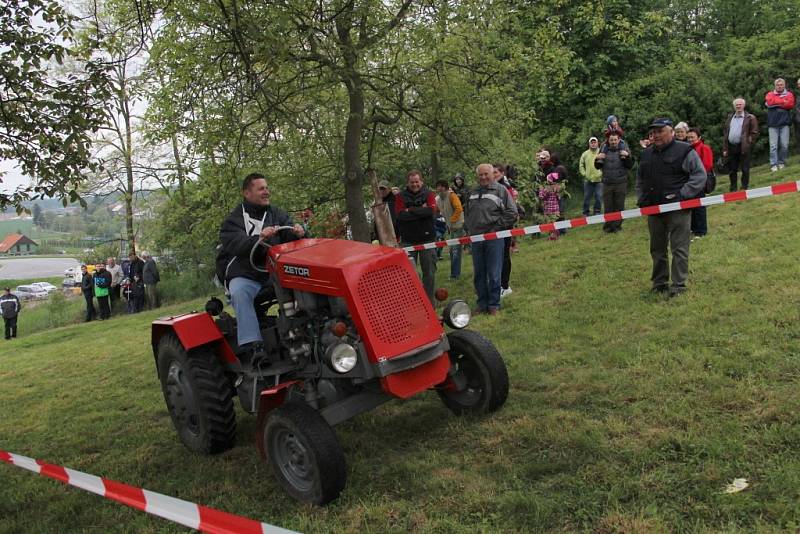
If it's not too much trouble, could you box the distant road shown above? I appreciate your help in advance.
[0,257,80,280]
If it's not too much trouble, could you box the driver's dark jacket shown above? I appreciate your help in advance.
[216,201,297,285]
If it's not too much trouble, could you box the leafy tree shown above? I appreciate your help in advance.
[0,0,109,211]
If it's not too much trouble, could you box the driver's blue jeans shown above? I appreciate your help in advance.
[229,277,263,346]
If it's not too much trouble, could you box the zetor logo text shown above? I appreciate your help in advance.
[283,264,310,277]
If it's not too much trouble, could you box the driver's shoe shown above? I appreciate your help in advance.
[249,342,268,367]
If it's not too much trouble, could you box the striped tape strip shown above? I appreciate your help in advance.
[0,450,298,534]
[403,180,800,251]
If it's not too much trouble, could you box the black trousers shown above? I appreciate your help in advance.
[727,143,751,191]
[97,295,111,320]
[84,293,96,322]
[4,316,17,339]
[603,182,627,231]
[501,237,512,290]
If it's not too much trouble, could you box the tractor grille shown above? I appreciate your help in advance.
[357,264,431,344]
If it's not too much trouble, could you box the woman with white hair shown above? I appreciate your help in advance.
[674,121,689,142]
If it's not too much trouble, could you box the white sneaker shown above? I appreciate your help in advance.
[778,163,785,170]
[771,165,779,172]
[500,287,513,298]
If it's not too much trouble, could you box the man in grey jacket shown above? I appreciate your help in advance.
[465,163,518,315]
[595,133,634,233]
[636,118,707,297]
[141,251,161,309]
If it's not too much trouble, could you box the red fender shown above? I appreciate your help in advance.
[254,380,304,458]
[152,312,238,364]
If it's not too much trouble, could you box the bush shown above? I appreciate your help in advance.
[157,267,219,305]
[47,291,69,327]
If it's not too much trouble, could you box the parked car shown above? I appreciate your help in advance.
[30,282,58,294]
[14,285,48,301]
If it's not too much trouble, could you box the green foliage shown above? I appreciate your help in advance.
[45,291,69,327]
[0,0,110,212]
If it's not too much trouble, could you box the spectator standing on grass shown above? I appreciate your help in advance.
[395,170,438,303]
[93,262,112,320]
[722,98,759,192]
[686,127,714,240]
[765,78,795,171]
[128,251,144,281]
[595,132,633,233]
[131,275,145,313]
[466,163,518,315]
[106,257,123,311]
[80,264,95,322]
[538,172,562,240]
[493,163,519,298]
[537,150,569,234]
[142,251,161,309]
[579,137,603,216]
[435,179,465,280]
[1,287,21,340]
[635,118,706,297]
[795,78,800,154]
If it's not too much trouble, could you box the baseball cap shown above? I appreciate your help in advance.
[378,180,391,189]
[649,118,673,129]
[588,136,598,143]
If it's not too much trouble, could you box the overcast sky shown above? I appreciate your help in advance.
[0,160,30,194]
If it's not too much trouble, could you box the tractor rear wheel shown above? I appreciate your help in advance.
[263,403,346,505]
[438,329,509,415]
[157,334,236,454]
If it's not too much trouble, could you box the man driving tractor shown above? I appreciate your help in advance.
[215,173,305,363]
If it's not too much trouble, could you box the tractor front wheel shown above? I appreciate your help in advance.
[263,403,346,505]
[157,334,236,454]
[438,329,509,415]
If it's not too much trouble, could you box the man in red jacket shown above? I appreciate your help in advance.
[764,78,795,171]
[687,128,714,239]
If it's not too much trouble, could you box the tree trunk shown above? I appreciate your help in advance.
[342,74,369,242]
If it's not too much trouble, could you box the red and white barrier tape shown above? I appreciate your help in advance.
[0,450,298,534]
[403,180,800,252]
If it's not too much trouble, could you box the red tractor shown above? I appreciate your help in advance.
[152,237,508,504]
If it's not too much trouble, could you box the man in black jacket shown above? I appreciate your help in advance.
[595,133,634,233]
[80,265,96,322]
[216,173,305,361]
[1,287,21,340]
[635,118,706,297]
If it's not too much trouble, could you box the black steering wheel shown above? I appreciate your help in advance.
[249,226,297,273]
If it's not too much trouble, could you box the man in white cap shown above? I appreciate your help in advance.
[579,136,603,216]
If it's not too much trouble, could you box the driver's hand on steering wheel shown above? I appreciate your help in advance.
[260,226,278,240]
[292,224,305,237]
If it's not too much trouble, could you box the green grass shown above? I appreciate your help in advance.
[1,161,800,533]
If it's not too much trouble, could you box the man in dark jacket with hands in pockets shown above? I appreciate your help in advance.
[636,118,706,298]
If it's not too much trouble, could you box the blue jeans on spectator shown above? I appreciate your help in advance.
[582,181,602,215]
[229,277,264,347]
[471,239,504,311]
[449,227,465,279]
[768,125,790,166]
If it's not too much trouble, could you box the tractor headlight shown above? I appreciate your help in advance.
[443,300,470,329]
[329,343,358,373]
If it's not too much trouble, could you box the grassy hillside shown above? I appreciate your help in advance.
[1,162,799,533]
